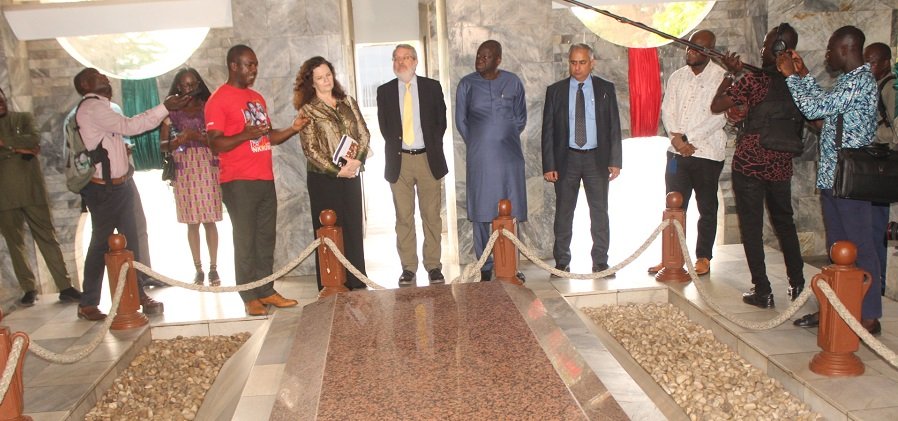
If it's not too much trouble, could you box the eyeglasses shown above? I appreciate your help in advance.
[393,56,416,62]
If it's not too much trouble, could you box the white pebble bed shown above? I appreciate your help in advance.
[583,303,819,420]
[85,333,249,420]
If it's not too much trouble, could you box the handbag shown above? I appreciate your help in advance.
[161,152,176,183]
[832,114,898,203]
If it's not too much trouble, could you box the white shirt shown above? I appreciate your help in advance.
[660,63,728,161]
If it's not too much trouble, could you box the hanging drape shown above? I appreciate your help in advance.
[628,48,662,137]
[122,78,162,170]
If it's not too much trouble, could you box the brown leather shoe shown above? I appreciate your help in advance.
[862,319,882,336]
[245,299,267,316]
[694,258,711,275]
[140,295,165,315]
[647,262,663,274]
[77,306,107,321]
[258,292,298,308]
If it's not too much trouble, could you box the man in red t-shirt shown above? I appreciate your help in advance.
[710,24,805,309]
[206,44,307,316]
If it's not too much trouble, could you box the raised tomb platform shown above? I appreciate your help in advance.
[270,281,628,419]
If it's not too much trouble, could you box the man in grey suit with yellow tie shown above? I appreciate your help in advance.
[541,43,622,276]
[376,44,449,285]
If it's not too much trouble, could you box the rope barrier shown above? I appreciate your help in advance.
[0,335,25,403]
[815,279,898,369]
[28,264,131,364]
[131,239,322,292]
[450,230,501,284]
[319,237,387,290]
[501,221,668,280]
[14,210,898,372]
[670,220,815,329]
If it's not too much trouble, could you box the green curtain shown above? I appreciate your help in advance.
[122,78,162,171]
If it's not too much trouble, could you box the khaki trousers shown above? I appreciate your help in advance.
[390,153,443,272]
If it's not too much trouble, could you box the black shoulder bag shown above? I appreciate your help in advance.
[832,114,898,202]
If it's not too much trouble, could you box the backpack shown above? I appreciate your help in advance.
[64,97,110,193]
[743,71,805,154]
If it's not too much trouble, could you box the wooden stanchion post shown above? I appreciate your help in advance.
[317,210,349,298]
[105,234,148,330]
[0,310,31,421]
[492,199,522,286]
[809,241,871,376]
[656,192,690,282]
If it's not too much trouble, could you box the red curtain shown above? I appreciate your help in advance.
[628,48,662,137]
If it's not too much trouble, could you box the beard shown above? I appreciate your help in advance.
[395,67,415,82]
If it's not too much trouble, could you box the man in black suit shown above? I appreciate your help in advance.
[376,44,448,285]
[542,43,622,276]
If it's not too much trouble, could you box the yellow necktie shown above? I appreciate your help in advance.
[402,82,414,146]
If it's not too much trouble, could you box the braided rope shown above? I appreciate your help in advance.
[449,230,501,284]
[501,221,668,279]
[131,239,322,292]
[0,335,26,402]
[670,220,814,329]
[319,237,386,290]
[29,264,131,364]
[815,279,898,368]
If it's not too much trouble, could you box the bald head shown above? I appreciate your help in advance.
[690,30,716,49]
[864,42,892,80]
[686,30,716,72]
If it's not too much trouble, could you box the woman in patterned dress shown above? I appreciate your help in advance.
[160,68,223,285]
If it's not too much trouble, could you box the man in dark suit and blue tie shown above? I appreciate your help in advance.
[541,43,622,276]
[376,44,449,285]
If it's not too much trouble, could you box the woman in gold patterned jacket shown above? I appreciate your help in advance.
[294,56,370,291]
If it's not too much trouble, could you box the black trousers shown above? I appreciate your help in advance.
[732,171,805,295]
[553,149,610,268]
[81,179,144,306]
[665,152,724,260]
[221,180,277,302]
[307,172,367,290]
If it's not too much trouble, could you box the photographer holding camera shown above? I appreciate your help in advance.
[0,86,82,307]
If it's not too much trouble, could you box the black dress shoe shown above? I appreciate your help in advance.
[787,285,804,302]
[58,287,82,303]
[593,264,615,279]
[742,289,774,308]
[794,312,819,327]
[398,270,416,285]
[480,271,492,282]
[550,264,569,278]
[20,291,37,307]
[428,268,445,284]
[142,278,168,288]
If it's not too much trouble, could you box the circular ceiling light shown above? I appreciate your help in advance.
[572,2,715,49]
[57,27,209,80]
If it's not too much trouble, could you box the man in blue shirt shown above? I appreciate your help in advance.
[778,26,881,334]
[541,43,622,276]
